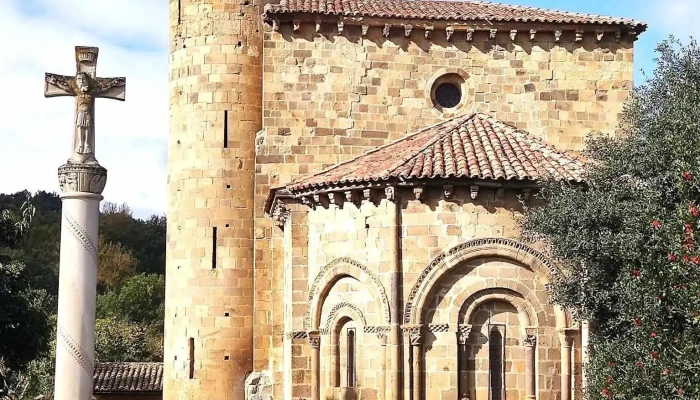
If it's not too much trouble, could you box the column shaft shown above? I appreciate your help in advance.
[53,194,102,400]
[411,345,421,400]
[524,341,536,400]
[310,335,321,400]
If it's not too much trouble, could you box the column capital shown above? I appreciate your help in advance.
[457,324,472,345]
[58,162,107,195]
[307,330,321,349]
[402,324,423,346]
[523,334,537,347]
[558,328,578,348]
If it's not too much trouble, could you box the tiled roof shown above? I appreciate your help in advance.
[93,362,163,393]
[264,0,646,29]
[285,112,585,193]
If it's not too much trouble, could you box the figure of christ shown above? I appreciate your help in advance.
[45,48,125,164]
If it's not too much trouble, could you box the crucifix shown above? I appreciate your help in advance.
[44,46,126,164]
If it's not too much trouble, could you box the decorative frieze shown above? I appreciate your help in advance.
[58,163,107,195]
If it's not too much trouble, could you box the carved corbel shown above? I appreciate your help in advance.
[337,21,344,34]
[362,24,369,36]
[328,192,339,205]
[404,24,413,37]
[301,196,316,210]
[446,26,454,41]
[466,28,474,42]
[530,29,537,41]
[312,193,321,206]
[385,186,396,201]
[615,31,622,43]
[554,30,562,42]
[521,188,531,202]
[628,30,638,42]
[575,30,584,42]
[443,185,454,200]
[470,185,479,200]
[344,190,357,205]
[510,29,518,41]
[363,188,373,202]
[489,29,498,40]
[413,186,424,201]
[383,24,392,38]
[272,18,280,32]
[425,25,434,39]
[595,30,604,43]
[293,20,300,32]
[315,19,322,33]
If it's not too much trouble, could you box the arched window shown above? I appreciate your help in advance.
[488,327,505,400]
[347,327,356,387]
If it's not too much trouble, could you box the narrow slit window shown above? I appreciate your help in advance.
[347,328,357,388]
[488,328,505,400]
[223,110,229,148]
[188,337,195,379]
[212,227,217,269]
[177,0,182,25]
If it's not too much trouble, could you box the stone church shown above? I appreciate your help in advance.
[164,1,645,399]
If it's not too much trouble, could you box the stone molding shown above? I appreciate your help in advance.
[306,258,391,331]
[321,302,367,335]
[262,15,641,43]
[284,331,308,340]
[58,162,107,195]
[403,237,558,325]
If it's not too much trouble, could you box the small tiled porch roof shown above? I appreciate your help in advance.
[93,362,163,394]
[265,112,586,213]
[263,0,646,31]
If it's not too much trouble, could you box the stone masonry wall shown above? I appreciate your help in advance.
[279,186,575,399]
[259,28,633,390]
[165,0,261,399]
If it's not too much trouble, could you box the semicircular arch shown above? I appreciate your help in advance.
[306,258,390,331]
[404,238,566,327]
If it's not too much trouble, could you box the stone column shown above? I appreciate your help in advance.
[457,325,472,399]
[309,331,321,400]
[559,329,576,400]
[329,333,339,387]
[53,163,107,400]
[406,326,423,400]
[378,332,388,400]
[581,321,590,390]
[523,332,537,400]
[385,187,402,400]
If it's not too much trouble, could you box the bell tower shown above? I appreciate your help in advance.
[164,0,262,398]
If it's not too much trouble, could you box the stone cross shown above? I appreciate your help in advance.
[44,46,126,165]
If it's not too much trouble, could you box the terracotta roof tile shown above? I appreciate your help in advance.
[93,362,163,393]
[285,112,585,192]
[264,0,645,29]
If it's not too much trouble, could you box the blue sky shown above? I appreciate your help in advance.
[0,0,697,219]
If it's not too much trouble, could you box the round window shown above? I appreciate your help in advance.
[434,82,461,109]
[429,72,467,112]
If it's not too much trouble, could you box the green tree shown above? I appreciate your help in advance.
[97,235,137,291]
[97,274,165,325]
[522,38,700,399]
[0,200,51,372]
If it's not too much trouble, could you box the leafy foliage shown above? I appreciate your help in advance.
[0,192,166,397]
[522,38,700,399]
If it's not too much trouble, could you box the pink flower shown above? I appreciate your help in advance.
[652,351,659,359]
[663,367,671,375]
[651,332,657,338]
[678,388,685,395]
[682,172,692,181]
[634,318,642,326]
[636,361,645,368]
[653,220,661,228]
[669,253,678,262]
[632,269,641,278]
